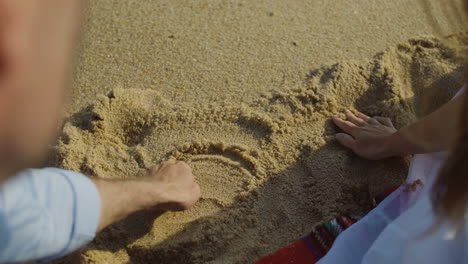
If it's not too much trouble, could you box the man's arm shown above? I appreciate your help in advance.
[0,161,200,263]
[332,91,466,159]
[93,161,200,232]
[0,168,101,263]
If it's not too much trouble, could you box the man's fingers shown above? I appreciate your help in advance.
[335,133,355,150]
[333,115,357,135]
[177,160,193,173]
[345,110,365,126]
[373,116,394,127]
[193,183,201,198]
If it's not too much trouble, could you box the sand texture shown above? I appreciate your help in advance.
[69,0,467,115]
[51,33,468,263]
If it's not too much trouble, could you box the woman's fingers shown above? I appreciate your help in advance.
[345,110,365,126]
[333,115,356,135]
[336,133,355,150]
[333,114,358,148]
[373,116,394,127]
[367,118,381,125]
[355,111,393,127]
[356,111,370,122]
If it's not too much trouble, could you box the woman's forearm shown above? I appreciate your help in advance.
[388,92,466,156]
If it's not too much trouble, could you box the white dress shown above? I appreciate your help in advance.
[318,88,467,264]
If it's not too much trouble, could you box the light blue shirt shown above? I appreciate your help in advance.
[0,168,101,263]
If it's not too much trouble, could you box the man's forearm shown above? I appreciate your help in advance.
[91,161,201,232]
[92,178,162,232]
[387,92,466,156]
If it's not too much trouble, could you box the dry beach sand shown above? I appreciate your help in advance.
[52,0,468,263]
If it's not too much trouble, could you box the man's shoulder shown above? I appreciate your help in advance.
[0,168,99,262]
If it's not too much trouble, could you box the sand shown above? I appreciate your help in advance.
[46,0,468,263]
[51,32,468,263]
[69,0,467,114]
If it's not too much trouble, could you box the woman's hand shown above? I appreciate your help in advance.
[332,110,397,160]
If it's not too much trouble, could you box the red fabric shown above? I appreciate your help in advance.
[254,186,400,264]
[254,239,319,264]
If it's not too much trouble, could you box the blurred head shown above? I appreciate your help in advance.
[0,0,83,180]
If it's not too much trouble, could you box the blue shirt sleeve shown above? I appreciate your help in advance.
[0,168,101,263]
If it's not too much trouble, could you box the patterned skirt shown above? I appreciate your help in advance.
[254,186,399,264]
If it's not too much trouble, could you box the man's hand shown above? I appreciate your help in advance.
[147,161,201,212]
[93,161,201,232]
[332,110,397,160]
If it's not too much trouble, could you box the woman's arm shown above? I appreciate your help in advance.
[332,92,466,160]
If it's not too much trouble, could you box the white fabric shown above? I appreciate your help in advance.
[318,87,467,264]
[0,168,101,263]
